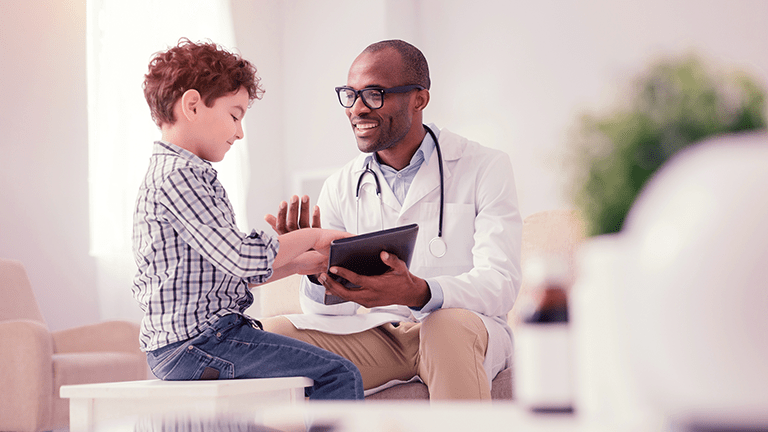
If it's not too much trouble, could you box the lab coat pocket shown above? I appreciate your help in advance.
[416,202,475,273]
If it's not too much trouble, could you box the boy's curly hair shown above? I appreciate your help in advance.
[143,38,264,127]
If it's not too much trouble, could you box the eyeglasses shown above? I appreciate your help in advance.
[335,85,425,110]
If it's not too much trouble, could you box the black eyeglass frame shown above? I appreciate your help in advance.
[334,84,425,110]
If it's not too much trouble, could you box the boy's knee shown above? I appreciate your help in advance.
[343,357,364,380]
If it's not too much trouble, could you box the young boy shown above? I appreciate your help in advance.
[132,38,363,400]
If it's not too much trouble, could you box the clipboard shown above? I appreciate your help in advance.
[323,223,419,305]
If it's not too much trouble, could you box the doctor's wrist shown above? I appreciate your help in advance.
[408,277,431,309]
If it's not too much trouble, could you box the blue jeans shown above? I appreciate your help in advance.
[146,314,364,400]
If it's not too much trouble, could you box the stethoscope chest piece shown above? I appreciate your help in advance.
[429,237,447,258]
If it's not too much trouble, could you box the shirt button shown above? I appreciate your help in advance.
[217,332,222,337]
[188,346,193,351]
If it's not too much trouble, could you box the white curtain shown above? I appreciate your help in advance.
[86,0,250,322]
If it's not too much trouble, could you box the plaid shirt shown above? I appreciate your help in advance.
[132,141,277,352]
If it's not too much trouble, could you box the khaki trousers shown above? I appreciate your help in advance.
[262,308,490,400]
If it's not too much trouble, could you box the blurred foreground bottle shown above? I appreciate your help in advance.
[514,255,573,413]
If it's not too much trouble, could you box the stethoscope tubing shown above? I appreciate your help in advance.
[355,125,446,257]
[430,126,444,239]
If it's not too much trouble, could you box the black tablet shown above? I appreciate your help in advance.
[323,223,419,305]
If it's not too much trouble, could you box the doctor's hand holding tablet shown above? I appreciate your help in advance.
[265,195,431,309]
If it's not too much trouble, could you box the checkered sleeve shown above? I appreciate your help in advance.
[158,166,277,284]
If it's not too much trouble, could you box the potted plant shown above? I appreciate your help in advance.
[567,55,766,236]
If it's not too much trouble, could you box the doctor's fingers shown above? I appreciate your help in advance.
[296,195,318,229]
[311,204,322,229]
[264,200,288,233]
[285,195,302,231]
[283,195,316,230]
[292,195,321,229]
[326,266,361,285]
[321,275,380,308]
[325,254,404,289]
[264,213,279,232]
[318,272,357,302]
[268,201,290,234]
[380,251,406,271]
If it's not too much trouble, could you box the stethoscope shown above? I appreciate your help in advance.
[355,124,447,258]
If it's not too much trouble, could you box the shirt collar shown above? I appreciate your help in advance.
[155,141,211,168]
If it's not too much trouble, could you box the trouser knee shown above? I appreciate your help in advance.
[420,308,488,356]
[261,316,314,346]
[261,316,296,334]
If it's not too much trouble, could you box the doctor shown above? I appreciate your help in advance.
[263,39,522,400]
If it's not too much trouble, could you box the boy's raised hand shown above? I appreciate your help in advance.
[265,195,321,234]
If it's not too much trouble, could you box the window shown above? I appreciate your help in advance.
[86,0,249,320]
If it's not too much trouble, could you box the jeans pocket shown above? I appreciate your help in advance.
[154,344,235,380]
[147,340,186,374]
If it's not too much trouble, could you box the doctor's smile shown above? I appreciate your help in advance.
[354,122,378,130]
[353,119,379,133]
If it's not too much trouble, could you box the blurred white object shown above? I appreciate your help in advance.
[619,131,768,427]
[571,236,661,430]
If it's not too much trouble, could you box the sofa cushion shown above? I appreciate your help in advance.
[256,274,303,317]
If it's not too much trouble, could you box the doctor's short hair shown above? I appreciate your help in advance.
[364,39,431,90]
[143,38,264,127]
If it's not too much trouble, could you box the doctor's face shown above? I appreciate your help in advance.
[344,48,416,154]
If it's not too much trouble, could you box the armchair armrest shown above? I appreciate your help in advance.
[0,319,54,432]
[254,274,303,318]
[52,320,142,354]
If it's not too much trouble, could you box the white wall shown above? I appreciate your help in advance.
[0,0,100,331]
[418,0,768,216]
[232,0,393,233]
[234,0,768,234]
[2,0,766,330]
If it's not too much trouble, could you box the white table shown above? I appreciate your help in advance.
[267,401,585,432]
[60,377,312,432]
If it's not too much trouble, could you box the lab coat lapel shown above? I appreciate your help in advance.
[401,145,445,216]
[400,129,464,216]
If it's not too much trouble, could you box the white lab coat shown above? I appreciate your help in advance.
[285,126,522,384]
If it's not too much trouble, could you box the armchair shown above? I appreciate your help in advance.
[0,258,149,432]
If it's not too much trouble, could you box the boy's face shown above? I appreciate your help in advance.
[190,87,249,162]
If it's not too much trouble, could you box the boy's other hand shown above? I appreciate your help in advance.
[313,229,352,257]
[291,251,328,275]
[265,194,321,234]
